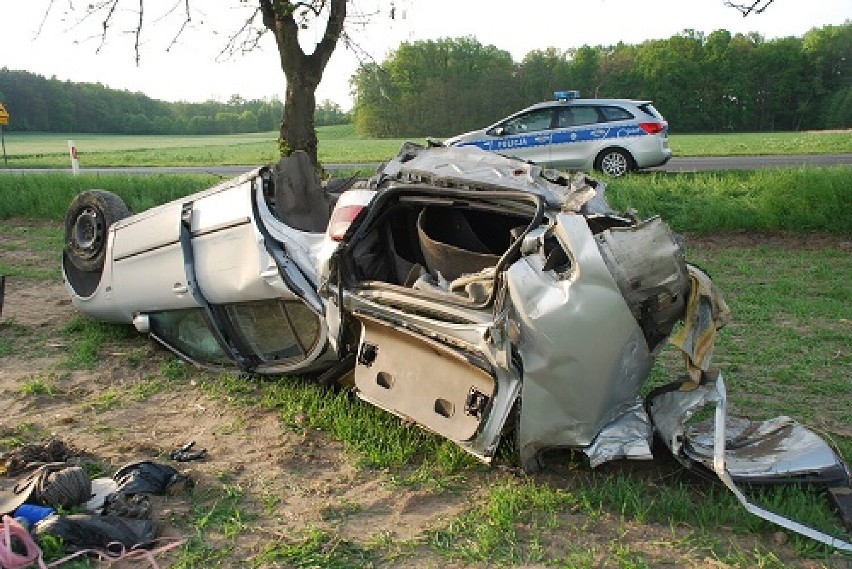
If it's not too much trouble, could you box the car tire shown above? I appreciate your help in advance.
[595,148,633,177]
[64,190,130,273]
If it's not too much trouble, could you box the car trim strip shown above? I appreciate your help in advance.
[113,218,251,262]
[455,123,649,152]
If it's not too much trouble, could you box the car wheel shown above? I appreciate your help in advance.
[595,148,633,177]
[64,190,130,273]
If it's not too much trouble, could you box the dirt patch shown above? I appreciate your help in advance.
[682,231,852,252]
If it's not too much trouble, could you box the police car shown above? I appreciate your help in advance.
[444,91,672,177]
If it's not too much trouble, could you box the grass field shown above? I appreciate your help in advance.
[0,125,849,168]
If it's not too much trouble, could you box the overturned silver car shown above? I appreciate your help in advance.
[62,144,851,549]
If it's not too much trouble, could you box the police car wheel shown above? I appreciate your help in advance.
[596,148,633,177]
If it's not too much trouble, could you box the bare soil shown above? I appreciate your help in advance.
[1,223,849,568]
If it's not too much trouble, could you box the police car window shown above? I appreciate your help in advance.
[637,103,661,119]
[568,106,601,126]
[503,109,553,134]
[600,106,634,122]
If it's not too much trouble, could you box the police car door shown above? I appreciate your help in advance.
[492,108,555,165]
[551,106,603,169]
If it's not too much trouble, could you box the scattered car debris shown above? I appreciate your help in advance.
[60,144,851,549]
[168,441,207,462]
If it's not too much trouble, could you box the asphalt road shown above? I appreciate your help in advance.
[1,154,850,176]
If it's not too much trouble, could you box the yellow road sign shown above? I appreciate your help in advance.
[0,103,8,126]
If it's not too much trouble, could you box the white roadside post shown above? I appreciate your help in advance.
[68,140,80,175]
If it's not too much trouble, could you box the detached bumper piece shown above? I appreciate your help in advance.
[648,372,852,552]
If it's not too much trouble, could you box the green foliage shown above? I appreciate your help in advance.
[62,316,137,369]
[0,69,286,135]
[353,24,852,137]
[353,37,519,138]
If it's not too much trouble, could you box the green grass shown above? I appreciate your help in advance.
[0,126,847,168]
[0,125,421,168]
[171,483,251,568]
[0,172,219,220]
[670,131,852,157]
[0,223,64,279]
[606,167,852,234]
[195,372,474,471]
[0,422,45,452]
[429,474,844,565]
[254,527,375,569]
[17,374,60,396]
[1,168,849,237]
[62,316,138,369]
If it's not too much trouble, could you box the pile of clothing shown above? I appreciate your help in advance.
[0,439,190,568]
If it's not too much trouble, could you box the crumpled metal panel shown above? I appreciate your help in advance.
[596,216,689,352]
[377,144,598,211]
[648,373,852,551]
[683,415,849,484]
[648,376,849,484]
[508,214,654,470]
[582,396,653,468]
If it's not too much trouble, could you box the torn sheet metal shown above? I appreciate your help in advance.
[509,214,655,471]
[648,373,852,551]
[582,397,653,468]
[668,265,732,389]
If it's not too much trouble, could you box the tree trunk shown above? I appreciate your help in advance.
[261,0,347,168]
[280,69,320,164]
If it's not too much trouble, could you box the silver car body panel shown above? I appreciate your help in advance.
[345,292,520,461]
[649,373,852,551]
[508,213,656,469]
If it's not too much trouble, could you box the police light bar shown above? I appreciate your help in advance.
[554,90,580,101]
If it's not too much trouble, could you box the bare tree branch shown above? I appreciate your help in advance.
[166,0,193,53]
[95,0,120,55]
[34,0,57,39]
[724,0,775,16]
[134,0,144,65]
[217,6,266,60]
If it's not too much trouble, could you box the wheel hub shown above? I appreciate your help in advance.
[602,153,628,177]
[71,207,104,258]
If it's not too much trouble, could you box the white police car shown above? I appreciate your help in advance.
[444,91,672,177]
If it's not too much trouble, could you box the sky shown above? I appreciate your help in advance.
[2,0,850,110]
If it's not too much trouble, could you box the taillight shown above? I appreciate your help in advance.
[639,122,664,135]
[328,204,365,241]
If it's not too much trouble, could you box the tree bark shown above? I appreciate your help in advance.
[260,0,347,167]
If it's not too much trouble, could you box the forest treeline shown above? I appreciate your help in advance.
[0,70,349,134]
[353,24,851,137]
[1,23,849,137]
